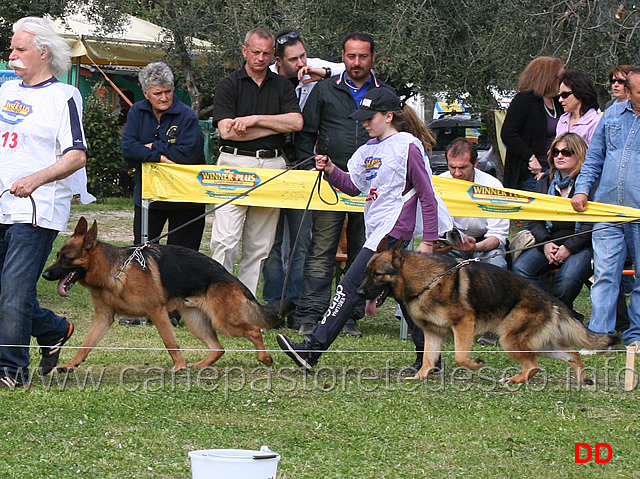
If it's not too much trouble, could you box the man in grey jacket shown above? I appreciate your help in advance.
[293,32,393,337]
[262,30,344,331]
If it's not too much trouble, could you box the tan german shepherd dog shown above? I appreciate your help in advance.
[42,217,288,371]
[358,241,615,384]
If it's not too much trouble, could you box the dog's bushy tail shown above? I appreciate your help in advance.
[246,299,294,329]
[555,305,617,349]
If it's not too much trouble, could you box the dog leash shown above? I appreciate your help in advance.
[482,218,640,265]
[114,244,150,278]
[277,169,340,318]
[0,189,37,226]
[116,155,329,282]
[143,155,319,246]
[421,218,640,291]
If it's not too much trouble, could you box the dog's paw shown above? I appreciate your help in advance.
[56,364,77,373]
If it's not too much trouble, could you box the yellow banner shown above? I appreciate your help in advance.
[141,163,640,222]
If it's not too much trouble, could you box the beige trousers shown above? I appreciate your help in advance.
[210,151,285,295]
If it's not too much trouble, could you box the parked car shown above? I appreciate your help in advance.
[427,115,499,177]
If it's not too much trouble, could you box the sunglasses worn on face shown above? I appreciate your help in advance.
[553,148,574,157]
[559,91,574,99]
[610,78,626,85]
[276,31,300,45]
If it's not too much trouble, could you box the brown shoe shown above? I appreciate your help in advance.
[342,324,363,337]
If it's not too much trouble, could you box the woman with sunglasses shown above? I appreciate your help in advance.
[556,70,601,145]
[501,57,565,191]
[605,64,635,110]
[511,133,594,314]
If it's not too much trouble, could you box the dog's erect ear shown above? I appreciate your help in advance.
[82,220,98,250]
[392,239,405,257]
[391,239,405,266]
[73,217,88,236]
[376,237,389,253]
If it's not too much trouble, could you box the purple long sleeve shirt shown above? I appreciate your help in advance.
[326,142,439,242]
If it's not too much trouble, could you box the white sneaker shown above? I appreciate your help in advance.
[580,346,613,355]
[626,341,640,350]
[579,349,598,356]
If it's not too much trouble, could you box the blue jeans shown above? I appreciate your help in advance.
[262,208,312,306]
[295,210,365,326]
[511,246,592,310]
[0,224,69,379]
[518,174,538,192]
[590,222,640,344]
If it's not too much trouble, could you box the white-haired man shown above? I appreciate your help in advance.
[0,17,93,387]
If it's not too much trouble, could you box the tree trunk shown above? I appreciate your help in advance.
[161,0,203,117]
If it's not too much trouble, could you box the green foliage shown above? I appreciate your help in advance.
[83,84,130,198]
[0,1,130,59]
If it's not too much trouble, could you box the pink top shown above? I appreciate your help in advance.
[555,108,601,145]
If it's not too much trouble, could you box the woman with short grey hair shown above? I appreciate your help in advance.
[121,60,206,318]
[138,62,174,92]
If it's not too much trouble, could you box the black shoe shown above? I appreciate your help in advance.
[342,323,363,337]
[119,317,142,326]
[38,322,75,376]
[0,376,23,389]
[277,334,322,370]
[400,355,443,376]
[298,323,315,336]
[168,310,181,327]
[119,317,152,326]
[477,332,499,346]
[400,360,422,376]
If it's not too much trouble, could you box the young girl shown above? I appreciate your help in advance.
[278,88,445,370]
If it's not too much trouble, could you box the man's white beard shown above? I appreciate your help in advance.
[7,59,26,70]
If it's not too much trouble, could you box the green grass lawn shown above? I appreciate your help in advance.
[1,201,639,478]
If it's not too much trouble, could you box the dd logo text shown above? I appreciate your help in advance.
[574,443,612,463]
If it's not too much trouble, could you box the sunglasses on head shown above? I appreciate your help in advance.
[552,147,574,157]
[558,91,574,99]
[610,78,626,85]
[276,31,300,45]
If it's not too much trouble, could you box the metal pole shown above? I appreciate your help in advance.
[141,199,150,243]
[75,57,81,88]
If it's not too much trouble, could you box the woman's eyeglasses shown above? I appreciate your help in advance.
[610,78,626,85]
[558,91,574,99]
[552,148,574,157]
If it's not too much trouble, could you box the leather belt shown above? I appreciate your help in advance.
[220,146,282,158]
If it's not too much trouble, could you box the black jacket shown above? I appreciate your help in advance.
[295,72,393,169]
[501,92,562,188]
[525,173,593,253]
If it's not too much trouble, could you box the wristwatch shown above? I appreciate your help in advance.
[324,67,332,78]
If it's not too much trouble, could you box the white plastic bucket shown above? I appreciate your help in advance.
[189,446,280,479]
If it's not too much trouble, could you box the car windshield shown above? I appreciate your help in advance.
[432,126,491,151]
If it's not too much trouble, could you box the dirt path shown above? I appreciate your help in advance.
[65,208,215,248]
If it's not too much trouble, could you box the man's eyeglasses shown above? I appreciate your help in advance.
[276,31,300,45]
[558,91,574,99]
[552,148,574,157]
[610,78,626,85]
